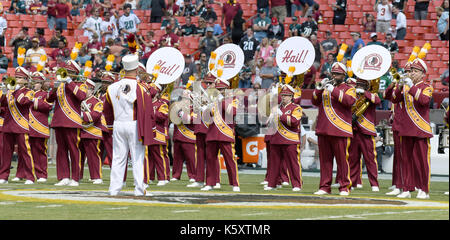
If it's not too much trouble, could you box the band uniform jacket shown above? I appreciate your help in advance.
[152,94,170,145]
[81,95,108,140]
[174,105,196,144]
[206,96,239,143]
[0,87,34,134]
[354,90,381,136]
[29,90,53,138]
[270,102,303,145]
[47,81,87,129]
[100,93,113,133]
[391,81,433,138]
[383,83,405,132]
[312,83,356,137]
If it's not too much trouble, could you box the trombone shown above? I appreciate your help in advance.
[55,68,87,82]
[316,78,336,90]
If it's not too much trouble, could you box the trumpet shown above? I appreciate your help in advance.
[389,67,407,85]
[55,68,86,82]
[316,78,335,90]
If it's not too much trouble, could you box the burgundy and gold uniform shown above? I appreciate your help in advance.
[0,67,36,183]
[312,62,356,194]
[349,82,381,189]
[391,59,433,196]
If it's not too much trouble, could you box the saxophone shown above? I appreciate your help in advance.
[352,78,380,120]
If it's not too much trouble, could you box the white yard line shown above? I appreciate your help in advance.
[172,210,200,213]
[297,209,449,220]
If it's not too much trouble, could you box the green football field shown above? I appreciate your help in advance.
[0,162,448,220]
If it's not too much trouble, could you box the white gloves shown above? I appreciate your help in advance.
[178,110,184,118]
[65,77,72,83]
[325,84,334,92]
[15,84,21,90]
[277,108,283,115]
[404,78,413,87]
[356,88,365,94]
[217,94,224,102]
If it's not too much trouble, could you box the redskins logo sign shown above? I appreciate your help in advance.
[220,50,237,69]
[363,53,383,71]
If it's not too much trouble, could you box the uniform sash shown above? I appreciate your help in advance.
[403,86,432,134]
[322,90,352,134]
[357,115,376,134]
[57,83,82,125]
[213,101,234,139]
[7,91,29,130]
[29,111,50,136]
[177,123,196,140]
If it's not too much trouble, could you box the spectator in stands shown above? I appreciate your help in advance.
[239,28,260,68]
[350,32,364,59]
[160,25,180,48]
[377,71,392,110]
[414,0,430,20]
[119,3,141,38]
[124,0,138,10]
[289,16,301,37]
[437,6,449,40]
[0,8,6,47]
[254,37,274,63]
[321,30,338,56]
[50,40,67,60]
[11,0,27,14]
[301,0,316,17]
[75,45,90,66]
[268,17,284,41]
[180,54,196,85]
[207,18,223,36]
[300,13,318,37]
[332,0,346,25]
[197,52,208,79]
[253,8,271,43]
[101,10,119,44]
[431,61,449,86]
[179,0,196,17]
[259,57,279,89]
[137,0,152,10]
[28,0,42,15]
[45,0,57,30]
[9,27,31,67]
[87,33,102,50]
[33,28,47,48]
[196,17,207,36]
[198,26,218,59]
[320,52,335,79]
[303,65,317,89]
[150,0,166,23]
[0,48,9,74]
[239,67,253,88]
[196,0,208,16]
[70,3,80,16]
[25,37,47,68]
[181,16,198,36]
[231,9,246,44]
[291,0,302,18]
[200,3,218,22]
[161,16,180,30]
[85,0,101,17]
[383,33,399,54]
[48,28,67,48]
[309,34,323,70]
[374,0,393,34]
[222,0,242,33]
[166,0,180,16]
[442,0,449,12]
[367,32,383,46]
[392,0,407,13]
[362,13,376,33]
[139,31,158,65]
[392,5,407,40]
[312,3,323,24]
[55,0,72,30]
[81,8,103,41]
[270,0,287,23]
[257,0,270,16]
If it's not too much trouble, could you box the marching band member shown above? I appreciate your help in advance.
[99,72,115,166]
[391,58,433,199]
[103,54,157,196]
[171,89,197,182]
[144,88,171,186]
[201,78,240,192]
[384,62,411,195]
[348,78,381,192]
[29,72,53,183]
[0,67,36,184]
[47,60,87,187]
[312,62,356,196]
[79,79,106,184]
[187,75,221,188]
[264,84,303,191]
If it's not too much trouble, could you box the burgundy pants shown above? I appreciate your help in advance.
[267,144,302,188]
[80,139,102,180]
[145,144,170,183]
[0,132,36,181]
[205,141,239,187]
[264,142,289,184]
[195,133,220,184]
[392,131,403,189]
[101,131,113,166]
[400,136,431,193]
[349,131,379,187]
[318,135,352,193]
[172,141,197,180]
[54,127,82,182]
[30,137,48,179]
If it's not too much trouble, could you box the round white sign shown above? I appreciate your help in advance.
[146,47,185,84]
[208,43,244,81]
[351,45,392,80]
[275,36,315,75]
